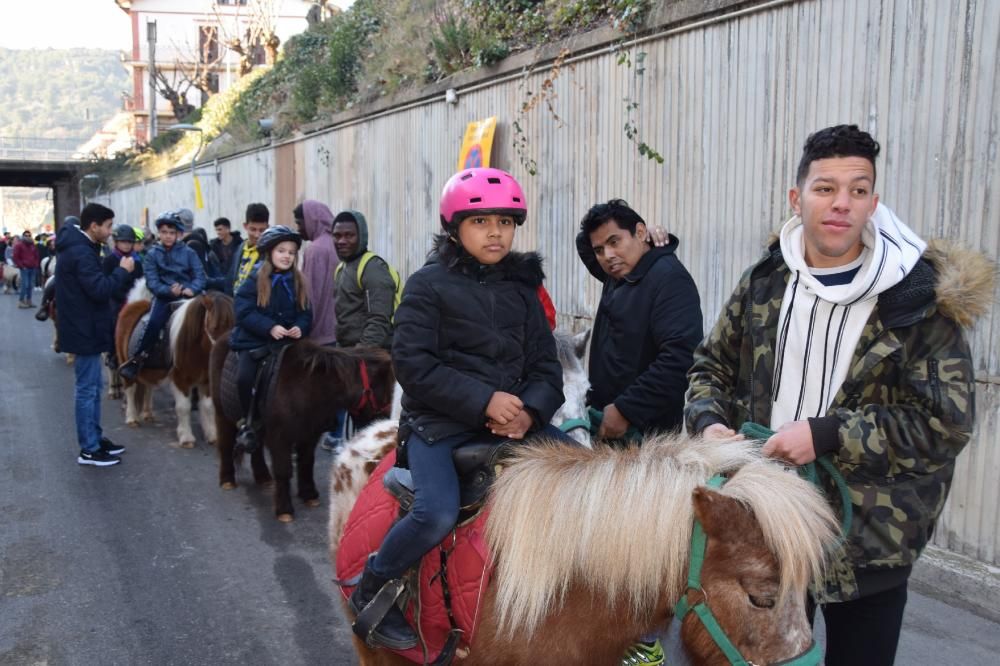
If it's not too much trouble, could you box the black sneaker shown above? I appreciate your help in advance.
[78,449,122,467]
[100,437,126,455]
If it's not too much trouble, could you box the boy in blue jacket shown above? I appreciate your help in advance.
[119,210,205,381]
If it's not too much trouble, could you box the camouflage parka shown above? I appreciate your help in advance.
[685,238,994,602]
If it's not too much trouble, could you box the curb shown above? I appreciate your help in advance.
[910,546,1000,623]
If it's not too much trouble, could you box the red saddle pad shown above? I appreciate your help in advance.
[336,450,493,663]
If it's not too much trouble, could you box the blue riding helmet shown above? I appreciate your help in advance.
[257,225,301,255]
[154,210,186,233]
[112,224,138,242]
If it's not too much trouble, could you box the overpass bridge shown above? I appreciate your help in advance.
[0,137,89,227]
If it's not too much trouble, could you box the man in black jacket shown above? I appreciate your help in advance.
[56,203,136,467]
[576,199,703,440]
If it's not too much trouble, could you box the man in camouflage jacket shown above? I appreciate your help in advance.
[685,125,993,666]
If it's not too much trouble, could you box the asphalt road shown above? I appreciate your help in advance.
[2,293,999,665]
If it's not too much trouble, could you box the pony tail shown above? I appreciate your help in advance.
[256,260,274,308]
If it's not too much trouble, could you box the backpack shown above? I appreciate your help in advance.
[335,251,403,321]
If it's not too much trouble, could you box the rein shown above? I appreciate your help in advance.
[738,422,853,538]
[673,475,823,666]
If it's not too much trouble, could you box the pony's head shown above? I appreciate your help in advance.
[550,330,591,446]
[679,459,834,664]
[486,435,838,664]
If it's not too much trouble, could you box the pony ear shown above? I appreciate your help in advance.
[692,486,751,540]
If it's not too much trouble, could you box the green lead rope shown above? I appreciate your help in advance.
[738,422,853,538]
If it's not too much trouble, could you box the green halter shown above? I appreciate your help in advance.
[672,475,823,666]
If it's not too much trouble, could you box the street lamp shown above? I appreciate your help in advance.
[80,173,101,204]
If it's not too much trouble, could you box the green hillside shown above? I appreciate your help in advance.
[0,48,130,141]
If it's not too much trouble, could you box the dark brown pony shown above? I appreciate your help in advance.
[115,292,234,446]
[210,337,394,522]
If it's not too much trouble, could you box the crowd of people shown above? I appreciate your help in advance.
[33,124,985,666]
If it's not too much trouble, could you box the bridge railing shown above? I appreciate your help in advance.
[0,136,85,162]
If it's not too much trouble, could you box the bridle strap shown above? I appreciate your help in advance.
[351,359,388,417]
[673,474,821,666]
[557,417,591,435]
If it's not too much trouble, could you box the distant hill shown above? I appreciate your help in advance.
[0,48,130,142]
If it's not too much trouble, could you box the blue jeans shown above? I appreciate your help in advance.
[74,354,104,453]
[372,424,576,579]
[19,267,35,302]
[137,296,174,354]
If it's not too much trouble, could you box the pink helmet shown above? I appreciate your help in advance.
[439,167,527,228]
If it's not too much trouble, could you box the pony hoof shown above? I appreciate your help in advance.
[256,479,274,488]
[277,513,294,523]
[304,499,321,508]
[127,421,140,428]
[142,416,155,424]
[221,482,237,490]
[180,441,195,449]
[207,440,217,447]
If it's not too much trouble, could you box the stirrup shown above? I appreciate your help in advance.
[622,639,664,666]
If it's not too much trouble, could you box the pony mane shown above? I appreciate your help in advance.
[126,277,152,304]
[288,341,390,380]
[485,434,837,637]
[169,297,198,352]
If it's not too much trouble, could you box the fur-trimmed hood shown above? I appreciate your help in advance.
[429,233,546,288]
[923,239,997,328]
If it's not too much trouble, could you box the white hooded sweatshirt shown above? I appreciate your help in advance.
[770,203,926,429]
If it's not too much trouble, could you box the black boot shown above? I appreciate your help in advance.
[235,419,259,454]
[349,556,418,650]
[118,352,147,382]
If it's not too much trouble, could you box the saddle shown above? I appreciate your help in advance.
[219,345,289,427]
[125,301,187,369]
[382,441,514,522]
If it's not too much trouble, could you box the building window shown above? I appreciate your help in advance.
[199,26,219,64]
[217,0,249,5]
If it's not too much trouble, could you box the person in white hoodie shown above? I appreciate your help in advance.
[686,125,992,666]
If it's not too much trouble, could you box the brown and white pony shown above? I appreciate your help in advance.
[331,435,839,665]
[209,337,395,522]
[114,291,234,447]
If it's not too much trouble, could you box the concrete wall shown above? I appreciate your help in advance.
[101,0,1000,565]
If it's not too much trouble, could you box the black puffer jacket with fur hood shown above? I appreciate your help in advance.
[393,235,565,443]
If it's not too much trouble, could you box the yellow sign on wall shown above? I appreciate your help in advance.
[457,117,497,171]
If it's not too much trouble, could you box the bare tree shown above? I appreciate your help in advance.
[152,67,197,122]
[213,0,282,77]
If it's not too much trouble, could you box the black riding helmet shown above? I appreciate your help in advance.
[112,224,138,242]
[257,225,302,255]
[154,210,186,233]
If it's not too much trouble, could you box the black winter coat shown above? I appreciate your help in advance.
[394,238,565,443]
[230,268,312,351]
[55,226,132,356]
[102,249,144,308]
[576,233,703,432]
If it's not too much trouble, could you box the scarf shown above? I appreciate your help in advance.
[770,203,926,429]
[271,271,296,303]
[235,243,259,290]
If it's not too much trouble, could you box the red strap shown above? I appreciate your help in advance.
[352,359,388,417]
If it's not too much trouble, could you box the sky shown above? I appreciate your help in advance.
[0,1,356,50]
